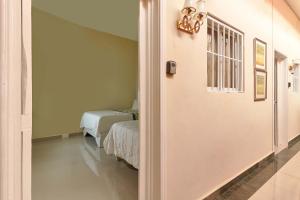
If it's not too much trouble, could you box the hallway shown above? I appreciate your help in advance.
[206,138,300,200]
[250,151,300,199]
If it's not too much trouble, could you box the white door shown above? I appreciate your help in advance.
[274,52,288,153]
[1,1,161,200]
[0,0,31,199]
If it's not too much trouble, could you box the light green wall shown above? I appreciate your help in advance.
[32,0,139,41]
[33,8,138,139]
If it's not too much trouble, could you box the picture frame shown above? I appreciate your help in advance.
[254,38,267,71]
[254,69,267,101]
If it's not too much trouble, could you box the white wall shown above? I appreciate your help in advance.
[163,0,300,199]
[32,0,139,41]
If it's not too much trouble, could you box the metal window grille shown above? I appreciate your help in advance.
[207,16,244,92]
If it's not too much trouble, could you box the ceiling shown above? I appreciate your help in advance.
[32,0,139,41]
[286,0,300,19]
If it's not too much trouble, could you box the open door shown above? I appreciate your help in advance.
[274,51,288,154]
[21,0,33,199]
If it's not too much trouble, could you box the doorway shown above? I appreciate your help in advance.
[274,51,288,153]
[32,1,140,199]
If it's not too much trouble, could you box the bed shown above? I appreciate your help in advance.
[103,120,139,169]
[80,110,133,147]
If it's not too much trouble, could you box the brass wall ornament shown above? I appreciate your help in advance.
[289,65,295,74]
[290,59,300,74]
[177,0,207,35]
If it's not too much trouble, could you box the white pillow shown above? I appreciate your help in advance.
[131,99,138,111]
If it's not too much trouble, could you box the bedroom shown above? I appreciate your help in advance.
[31,0,140,199]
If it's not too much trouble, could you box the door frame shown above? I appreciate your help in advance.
[139,0,165,200]
[273,51,288,154]
[0,0,163,200]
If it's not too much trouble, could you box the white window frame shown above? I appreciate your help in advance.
[207,15,244,93]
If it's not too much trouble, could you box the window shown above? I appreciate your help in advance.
[292,66,299,93]
[207,16,244,92]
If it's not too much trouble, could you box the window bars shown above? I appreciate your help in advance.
[207,16,244,92]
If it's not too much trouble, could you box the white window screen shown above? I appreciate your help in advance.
[207,16,244,92]
[292,66,299,93]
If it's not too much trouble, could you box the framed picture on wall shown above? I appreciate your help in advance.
[254,38,267,71]
[254,69,267,101]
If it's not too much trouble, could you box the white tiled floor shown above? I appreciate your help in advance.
[32,135,138,200]
[249,152,300,200]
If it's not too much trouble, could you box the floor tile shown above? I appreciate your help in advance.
[32,135,138,200]
[249,152,300,200]
[205,138,300,200]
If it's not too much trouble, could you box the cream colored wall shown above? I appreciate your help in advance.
[33,8,138,139]
[164,0,300,199]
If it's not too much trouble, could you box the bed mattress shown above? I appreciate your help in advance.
[80,110,133,137]
[103,120,139,169]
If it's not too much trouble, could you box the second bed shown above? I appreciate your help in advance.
[103,120,139,169]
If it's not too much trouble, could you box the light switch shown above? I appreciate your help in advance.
[166,61,176,75]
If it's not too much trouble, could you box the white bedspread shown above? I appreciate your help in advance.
[80,111,133,137]
[104,120,139,169]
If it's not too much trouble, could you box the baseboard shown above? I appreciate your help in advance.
[203,153,275,200]
[32,132,82,143]
[288,134,300,148]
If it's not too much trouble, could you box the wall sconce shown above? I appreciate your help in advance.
[289,65,295,74]
[177,0,207,35]
[289,59,300,74]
